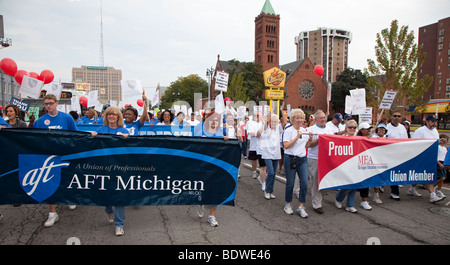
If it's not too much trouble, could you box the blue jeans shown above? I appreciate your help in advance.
[264,159,279,194]
[284,155,308,204]
[335,189,356,208]
[105,206,125,228]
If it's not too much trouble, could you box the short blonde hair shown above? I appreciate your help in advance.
[102,106,125,127]
[290,109,305,120]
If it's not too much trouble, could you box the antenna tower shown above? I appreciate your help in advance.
[99,0,104,66]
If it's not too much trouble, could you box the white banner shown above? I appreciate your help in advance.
[214,71,229,92]
[19,75,44,99]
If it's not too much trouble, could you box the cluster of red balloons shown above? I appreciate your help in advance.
[0,58,54,85]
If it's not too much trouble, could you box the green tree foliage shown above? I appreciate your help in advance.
[160,74,208,109]
[331,68,367,112]
[224,59,265,103]
[365,20,433,113]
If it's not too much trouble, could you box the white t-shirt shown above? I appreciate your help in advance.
[282,125,308,157]
[412,126,439,140]
[307,124,335,159]
[247,120,262,151]
[260,126,281,160]
[325,121,340,134]
[386,123,408,139]
[438,145,447,162]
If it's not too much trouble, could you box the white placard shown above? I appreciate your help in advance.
[121,79,143,107]
[214,93,225,114]
[19,75,44,99]
[345,95,352,115]
[379,90,398,110]
[70,95,81,114]
[349,88,366,115]
[44,82,62,100]
[87,90,99,108]
[359,107,373,124]
[214,71,229,92]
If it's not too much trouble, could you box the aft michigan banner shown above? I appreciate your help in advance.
[0,129,241,206]
[318,135,438,190]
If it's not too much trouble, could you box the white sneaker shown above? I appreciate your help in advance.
[360,201,372,210]
[196,205,204,218]
[115,227,124,236]
[208,216,218,227]
[270,193,276,199]
[69,205,76,210]
[436,190,446,199]
[334,198,343,209]
[261,182,266,191]
[284,204,294,215]
[44,212,59,227]
[345,207,358,213]
[407,187,422,197]
[373,193,383,204]
[264,192,271,200]
[296,206,308,218]
[252,172,257,179]
[430,192,444,203]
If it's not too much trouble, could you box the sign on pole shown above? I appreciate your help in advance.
[214,71,229,92]
[379,90,398,110]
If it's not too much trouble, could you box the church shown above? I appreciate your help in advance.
[212,0,329,115]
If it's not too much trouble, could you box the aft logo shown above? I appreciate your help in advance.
[18,155,70,202]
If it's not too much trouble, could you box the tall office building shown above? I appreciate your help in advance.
[418,17,450,99]
[72,65,122,103]
[295,27,352,82]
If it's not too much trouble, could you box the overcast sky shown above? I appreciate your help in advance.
[1,0,449,88]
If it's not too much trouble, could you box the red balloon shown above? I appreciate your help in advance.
[314,65,324,77]
[79,96,88,107]
[14,70,28,85]
[29,72,40,79]
[39,69,54,84]
[137,99,144,107]
[0,58,18,76]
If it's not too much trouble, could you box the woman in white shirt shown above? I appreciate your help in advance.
[261,114,281,200]
[282,109,312,218]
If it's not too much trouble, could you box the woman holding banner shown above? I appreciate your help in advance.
[91,106,129,236]
[282,109,311,218]
[334,119,358,213]
[196,111,228,227]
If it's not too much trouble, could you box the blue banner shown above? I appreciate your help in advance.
[0,129,241,206]
[76,124,201,136]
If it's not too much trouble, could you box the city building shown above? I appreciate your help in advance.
[72,65,122,104]
[418,16,450,100]
[295,27,352,83]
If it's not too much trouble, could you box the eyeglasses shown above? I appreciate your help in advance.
[393,115,401,118]
[107,113,119,116]
[347,126,357,129]
[44,102,55,106]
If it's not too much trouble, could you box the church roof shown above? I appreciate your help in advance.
[260,0,277,15]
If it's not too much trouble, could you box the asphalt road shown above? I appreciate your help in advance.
[0,158,449,245]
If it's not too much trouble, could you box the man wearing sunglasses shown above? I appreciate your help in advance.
[385,111,408,201]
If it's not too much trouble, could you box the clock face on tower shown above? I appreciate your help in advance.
[298,80,315,100]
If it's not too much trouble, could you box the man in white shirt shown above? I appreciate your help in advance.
[412,114,444,203]
[306,110,335,214]
[385,111,408,200]
[325,113,346,135]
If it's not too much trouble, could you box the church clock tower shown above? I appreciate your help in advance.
[255,0,280,71]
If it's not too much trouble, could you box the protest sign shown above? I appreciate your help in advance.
[19,75,44,99]
[379,90,398,110]
[121,79,143,107]
[87,90,99,108]
[0,129,241,206]
[349,88,366,115]
[318,135,438,190]
[10,97,30,112]
[44,82,62,100]
[214,71,229,92]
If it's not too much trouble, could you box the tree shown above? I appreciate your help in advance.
[160,74,208,109]
[365,20,433,114]
[225,73,249,103]
[223,59,265,103]
[331,68,367,112]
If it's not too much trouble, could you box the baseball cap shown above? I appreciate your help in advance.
[334,113,343,122]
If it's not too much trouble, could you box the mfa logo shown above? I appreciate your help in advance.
[18,155,70,202]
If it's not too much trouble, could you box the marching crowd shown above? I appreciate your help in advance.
[0,94,448,237]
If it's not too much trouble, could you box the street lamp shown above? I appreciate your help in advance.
[206,67,215,106]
